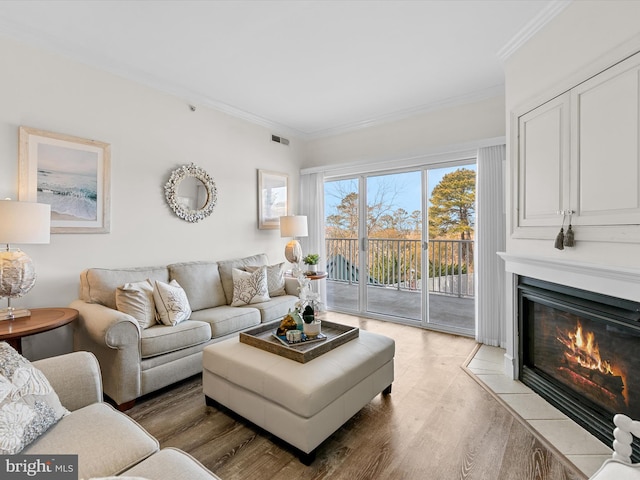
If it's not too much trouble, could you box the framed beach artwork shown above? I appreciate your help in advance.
[257,169,288,230]
[18,126,111,233]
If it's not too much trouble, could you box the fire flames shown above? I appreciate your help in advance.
[557,322,614,374]
[556,321,628,405]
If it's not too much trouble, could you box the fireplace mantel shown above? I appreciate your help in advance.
[498,252,640,302]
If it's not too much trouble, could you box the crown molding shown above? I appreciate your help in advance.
[0,20,305,140]
[304,84,505,140]
[497,0,572,63]
[0,8,519,142]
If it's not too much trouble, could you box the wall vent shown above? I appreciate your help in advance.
[271,134,290,146]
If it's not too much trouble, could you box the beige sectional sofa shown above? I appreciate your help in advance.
[71,253,298,409]
[26,350,219,479]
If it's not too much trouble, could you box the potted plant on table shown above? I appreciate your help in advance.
[302,253,320,274]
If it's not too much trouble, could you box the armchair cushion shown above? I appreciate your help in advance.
[0,342,68,454]
[123,447,221,480]
[23,402,159,479]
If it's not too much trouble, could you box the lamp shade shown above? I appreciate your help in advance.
[0,200,51,245]
[279,215,308,238]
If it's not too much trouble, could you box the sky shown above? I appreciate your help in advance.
[324,163,476,217]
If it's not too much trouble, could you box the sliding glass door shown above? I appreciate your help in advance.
[324,161,475,336]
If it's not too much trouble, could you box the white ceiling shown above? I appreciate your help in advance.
[0,0,567,138]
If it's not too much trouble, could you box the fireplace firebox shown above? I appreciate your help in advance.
[518,277,640,459]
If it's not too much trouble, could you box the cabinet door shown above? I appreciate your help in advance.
[571,52,640,226]
[517,93,571,228]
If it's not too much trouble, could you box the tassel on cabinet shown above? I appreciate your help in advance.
[554,227,565,250]
[564,224,575,247]
[555,211,566,250]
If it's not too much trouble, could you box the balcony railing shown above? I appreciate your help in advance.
[325,237,474,298]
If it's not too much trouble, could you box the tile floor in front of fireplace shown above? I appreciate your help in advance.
[467,345,613,478]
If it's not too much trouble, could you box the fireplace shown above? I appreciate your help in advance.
[518,276,640,458]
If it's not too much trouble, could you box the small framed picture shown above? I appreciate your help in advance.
[18,126,111,233]
[257,169,288,230]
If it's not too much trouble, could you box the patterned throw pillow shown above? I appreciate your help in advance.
[153,280,192,326]
[246,263,286,297]
[115,280,156,329]
[0,342,69,455]
[231,267,270,306]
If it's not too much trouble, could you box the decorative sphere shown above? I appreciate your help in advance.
[0,250,37,298]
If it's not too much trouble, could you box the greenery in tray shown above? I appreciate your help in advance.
[303,253,319,265]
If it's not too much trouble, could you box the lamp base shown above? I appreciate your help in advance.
[0,307,31,321]
[284,239,302,264]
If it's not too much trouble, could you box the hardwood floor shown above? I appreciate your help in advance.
[127,312,585,480]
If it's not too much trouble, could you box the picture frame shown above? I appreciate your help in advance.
[18,126,111,233]
[257,169,288,230]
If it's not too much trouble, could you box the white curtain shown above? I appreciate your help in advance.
[475,145,506,347]
[300,172,326,307]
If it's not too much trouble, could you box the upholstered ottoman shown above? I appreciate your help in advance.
[202,329,395,463]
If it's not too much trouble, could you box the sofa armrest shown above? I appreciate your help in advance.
[33,351,103,411]
[70,299,141,348]
[70,299,143,407]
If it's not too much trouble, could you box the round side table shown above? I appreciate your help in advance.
[0,307,78,354]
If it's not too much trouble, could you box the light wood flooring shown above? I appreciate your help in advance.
[127,312,585,480]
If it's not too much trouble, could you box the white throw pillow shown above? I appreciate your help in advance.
[0,342,69,455]
[246,263,286,297]
[153,280,192,326]
[231,266,270,306]
[116,280,156,329]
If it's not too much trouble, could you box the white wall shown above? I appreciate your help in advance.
[500,1,640,378]
[0,36,302,359]
[504,0,640,268]
[302,95,505,169]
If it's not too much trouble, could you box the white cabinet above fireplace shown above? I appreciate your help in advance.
[517,93,570,228]
[513,50,640,241]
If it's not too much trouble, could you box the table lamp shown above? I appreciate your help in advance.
[0,199,51,320]
[279,215,308,270]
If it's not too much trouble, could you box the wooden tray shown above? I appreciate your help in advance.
[239,320,359,363]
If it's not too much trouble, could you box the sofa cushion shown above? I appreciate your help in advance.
[246,262,286,297]
[241,294,298,323]
[0,342,69,454]
[218,253,269,304]
[116,280,156,329]
[81,266,169,309]
[190,306,260,338]
[23,402,159,479]
[140,321,211,359]
[153,280,192,326]
[168,261,226,311]
[230,267,270,306]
